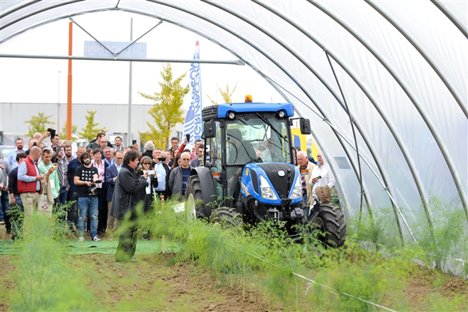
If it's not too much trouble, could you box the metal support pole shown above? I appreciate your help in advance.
[127,18,133,147]
[66,22,73,141]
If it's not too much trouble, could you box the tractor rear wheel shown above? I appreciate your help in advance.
[309,203,346,247]
[185,175,207,218]
[210,207,243,229]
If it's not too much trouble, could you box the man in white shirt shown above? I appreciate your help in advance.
[309,151,335,203]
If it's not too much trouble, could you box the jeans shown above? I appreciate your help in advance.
[0,192,11,233]
[67,191,79,229]
[59,188,68,206]
[78,196,98,238]
[0,198,3,221]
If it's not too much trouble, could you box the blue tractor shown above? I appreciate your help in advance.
[185,99,346,247]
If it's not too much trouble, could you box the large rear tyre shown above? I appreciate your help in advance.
[309,203,346,247]
[210,207,243,229]
[185,175,207,218]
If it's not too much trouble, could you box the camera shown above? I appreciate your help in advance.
[88,180,102,197]
[136,166,145,176]
[47,128,56,138]
[158,157,166,162]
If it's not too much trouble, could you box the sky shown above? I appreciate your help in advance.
[0,10,285,111]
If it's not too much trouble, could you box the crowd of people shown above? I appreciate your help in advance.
[0,131,204,246]
[0,129,336,260]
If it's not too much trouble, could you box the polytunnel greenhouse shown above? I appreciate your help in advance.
[1,0,466,266]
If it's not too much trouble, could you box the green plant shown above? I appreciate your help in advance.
[8,213,98,310]
[24,112,54,138]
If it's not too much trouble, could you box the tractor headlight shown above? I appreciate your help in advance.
[290,175,302,199]
[260,175,277,200]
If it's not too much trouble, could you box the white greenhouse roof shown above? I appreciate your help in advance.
[1,0,467,244]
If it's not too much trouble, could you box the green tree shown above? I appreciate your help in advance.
[139,63,189,148]
[24,112,54,138]
[78,110,107,142]
[61,120,78,142]
[207,83,238,104]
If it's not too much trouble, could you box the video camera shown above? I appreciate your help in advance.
[88,180,102,197]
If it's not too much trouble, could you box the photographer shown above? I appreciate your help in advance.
[152,149,171,200]
[74,152,100,242]
[138,156,158,212]
[139,156,158,240]
[110,150,148,262]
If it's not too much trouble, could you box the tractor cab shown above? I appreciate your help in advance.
[198,98,311,221]
[185,97,346,246]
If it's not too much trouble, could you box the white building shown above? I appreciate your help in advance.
[0,101,186,150]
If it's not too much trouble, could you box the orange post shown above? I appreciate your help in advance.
[66,22,73,141]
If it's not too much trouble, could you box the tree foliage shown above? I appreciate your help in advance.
[207,83,238,105]
[61,120,78,142]
[139,63,189,148]
[24,112,54,138]
[78,110,106,142]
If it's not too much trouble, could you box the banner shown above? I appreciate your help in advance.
[183,41,203,148]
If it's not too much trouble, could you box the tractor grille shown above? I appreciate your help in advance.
[257,163,295,198]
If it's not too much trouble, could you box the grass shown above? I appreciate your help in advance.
[1,196,467,311]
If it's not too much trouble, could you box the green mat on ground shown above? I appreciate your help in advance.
[0,239,181,255]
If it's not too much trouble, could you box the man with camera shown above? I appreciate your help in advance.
[152,148,171,200]
[74,152,100,242]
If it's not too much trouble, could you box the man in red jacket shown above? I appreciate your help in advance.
[18,146,44,226]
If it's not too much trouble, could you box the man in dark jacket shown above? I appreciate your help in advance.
[105,150,123,237]
[110,150,147,262]
[169,152,193,201]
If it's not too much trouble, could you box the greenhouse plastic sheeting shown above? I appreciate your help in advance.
[0,0,466,244]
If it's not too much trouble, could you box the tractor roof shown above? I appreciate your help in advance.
[202,102,294,121]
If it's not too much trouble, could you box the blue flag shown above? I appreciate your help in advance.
[183,41,202,147]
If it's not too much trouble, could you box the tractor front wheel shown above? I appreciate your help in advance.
[308,203,346,247]
[185,175,207,218]
[210,207,243,229]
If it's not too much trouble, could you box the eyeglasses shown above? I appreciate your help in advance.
[116,157,123,160]
[143,163,151,165]
[182,158,190,161]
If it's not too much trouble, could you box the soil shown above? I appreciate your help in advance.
[0,223,466,311]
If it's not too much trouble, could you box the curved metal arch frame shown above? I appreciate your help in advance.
[200,0,415,241]
[0,1,417,241]
[253,0,433,235]
[145,0,383,216]
[0,0,40,19]
[364,0,467,118]
[271,78,416,241]
[307,0,468,221]
[0,0,82,30]
[430,0,468,39]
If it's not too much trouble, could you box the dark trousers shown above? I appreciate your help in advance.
[10,196,23,239]
[97,186,107,234]
[67,191,79,228]
[1,191,11,234]
[115,215,138,262]
[155,191,167,201]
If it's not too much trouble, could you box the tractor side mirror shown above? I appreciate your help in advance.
[300,118,311,135]
[204,120,216,138]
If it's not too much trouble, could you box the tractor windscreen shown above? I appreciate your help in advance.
[226,116,292,165]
